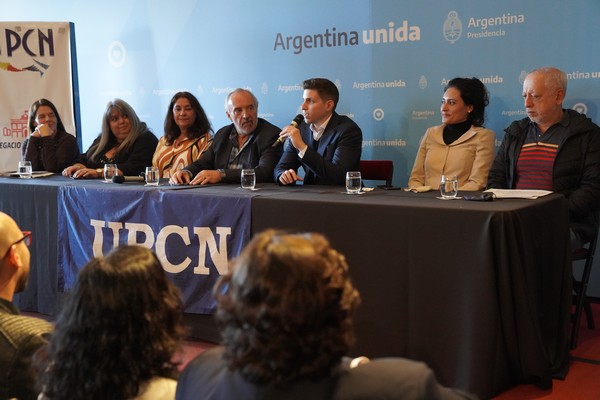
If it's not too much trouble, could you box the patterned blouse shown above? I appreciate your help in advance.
[152,133,212,178]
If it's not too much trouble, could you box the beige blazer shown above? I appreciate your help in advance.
[408,124,495,191]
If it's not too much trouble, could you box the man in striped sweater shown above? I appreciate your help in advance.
[488,66,600,248]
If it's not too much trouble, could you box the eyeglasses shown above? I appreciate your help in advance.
[2,231,32,259]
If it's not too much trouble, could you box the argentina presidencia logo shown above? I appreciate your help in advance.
[518,70,528,85]
[443,11,462,44]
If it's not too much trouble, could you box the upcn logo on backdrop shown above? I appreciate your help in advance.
[274,21,421,54]
[0,26,55,75]
[443,10,525,43]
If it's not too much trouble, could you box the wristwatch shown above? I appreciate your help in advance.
[218,169,226,180]
[96,168,103,175]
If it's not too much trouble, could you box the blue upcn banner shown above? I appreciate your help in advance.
[57,186,251,314]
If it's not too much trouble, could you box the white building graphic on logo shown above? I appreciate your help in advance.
[443,11,462,44]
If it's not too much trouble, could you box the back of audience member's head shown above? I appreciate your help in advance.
[37,245,185,400]
[214,229,360,388]
[444,77,489,126]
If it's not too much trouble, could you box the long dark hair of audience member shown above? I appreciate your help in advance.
[36,245,186,400]
[214,229,361,388]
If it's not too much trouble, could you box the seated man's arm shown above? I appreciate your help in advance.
[274,141,302,185]
[302,120,362,185]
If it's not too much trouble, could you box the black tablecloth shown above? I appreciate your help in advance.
[251,185,572,398]
[0,176,571,398]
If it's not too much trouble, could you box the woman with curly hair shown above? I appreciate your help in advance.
[37,245,186,400]
[176,230,475,399]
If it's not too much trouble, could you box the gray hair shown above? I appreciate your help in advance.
[224,88,259,112]
[529,66,568,95]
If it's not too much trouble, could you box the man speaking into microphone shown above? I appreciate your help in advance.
[274,78,362,186]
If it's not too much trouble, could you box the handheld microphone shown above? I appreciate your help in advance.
[112,175,145,184]
[272,114,304,147]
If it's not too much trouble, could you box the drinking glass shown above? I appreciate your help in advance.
[17,160,32,179]
[145,166,160,186]
[346,171,362,194]
[241,169,256,190]
[440,175,458,199]
[103,164,118,183]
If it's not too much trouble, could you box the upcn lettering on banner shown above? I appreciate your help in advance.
[0,22,76,172]
[0,27,55,58]
[57,186,252,314]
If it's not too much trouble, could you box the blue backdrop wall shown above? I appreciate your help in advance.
[3,0,600,288]
[3,0,599,186]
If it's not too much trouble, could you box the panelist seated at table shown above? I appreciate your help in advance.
[176,230,476,400]
[274,78,362,186]
[36,245,186,400]
[62,99,158,179]
[169,88,282,185]
[408,77,495,191]
[22,98,79,173]
[153,91,213,178]
[487,67,600,248]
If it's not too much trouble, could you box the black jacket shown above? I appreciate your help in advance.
[185,118,282,183]
[274,112,362,186]
[487,109,600,241]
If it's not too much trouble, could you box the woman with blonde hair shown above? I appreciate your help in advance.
[62,99,158,178]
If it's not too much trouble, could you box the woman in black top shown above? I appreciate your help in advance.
[62,98,158,178]
[22,98,79,173]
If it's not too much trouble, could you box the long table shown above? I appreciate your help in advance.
[0,176,572,399]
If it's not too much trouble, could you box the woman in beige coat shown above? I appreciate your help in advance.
[408,77,495,191]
